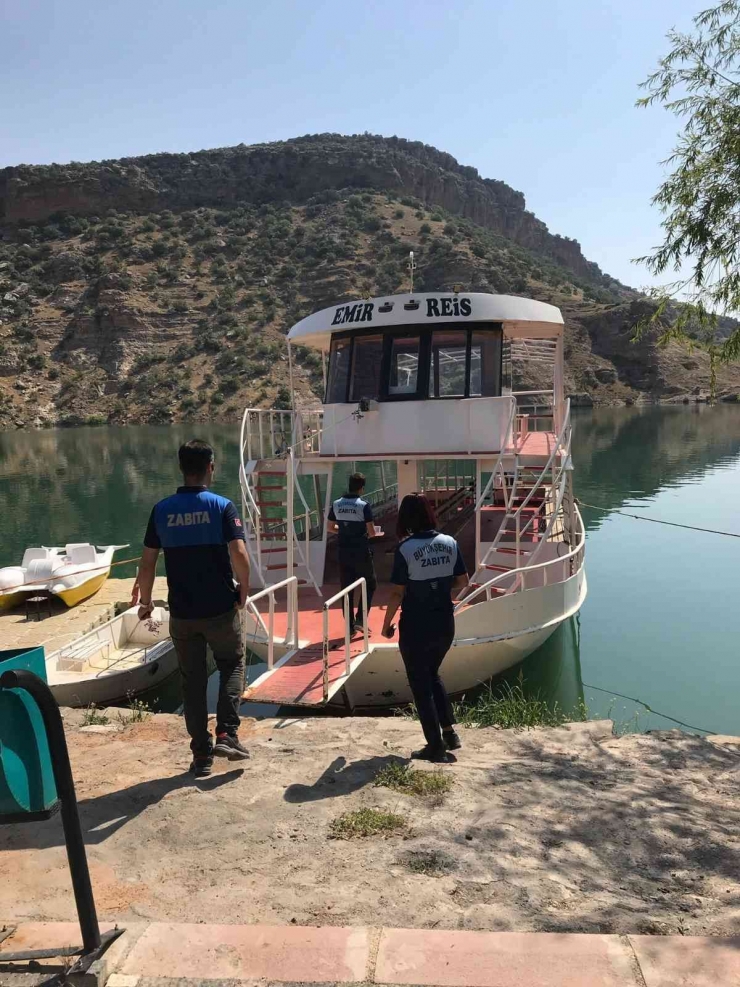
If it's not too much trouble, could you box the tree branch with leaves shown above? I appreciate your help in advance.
[636,0,740,391]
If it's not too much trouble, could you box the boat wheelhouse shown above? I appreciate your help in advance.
[239,291,586,709]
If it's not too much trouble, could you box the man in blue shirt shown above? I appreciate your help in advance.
[327,472,377,635]
[137,439,252,777]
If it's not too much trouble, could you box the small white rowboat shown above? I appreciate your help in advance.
[45,606,178,708]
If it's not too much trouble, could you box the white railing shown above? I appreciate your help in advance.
[292,409,324,456]
[477,399,572,576]
[322,578,368,702]
[239,406,325,464]
[240,408,294,463]
[459,504,586,612]
[239,461,265,583]
[243,576,299,671]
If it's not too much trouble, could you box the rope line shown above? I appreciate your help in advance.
[582,680,716,735]
[577,499,740,539]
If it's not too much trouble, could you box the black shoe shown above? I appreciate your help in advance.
[411,745,455,764]
[189,753,214,778]
[444,730,462,751]
[213,733,251,760]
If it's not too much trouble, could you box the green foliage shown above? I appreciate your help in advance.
[329,808,407,839]
[637,0,740,362]
[117,695,152,724]
[81,704,109,726]
[374,762,452,798]
[453,674,588,730]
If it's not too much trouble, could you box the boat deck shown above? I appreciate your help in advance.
[513,430,557,460]
[297,430,559,464]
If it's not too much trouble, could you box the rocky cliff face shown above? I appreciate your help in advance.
[1,141,737,430]
[1,135,605,285]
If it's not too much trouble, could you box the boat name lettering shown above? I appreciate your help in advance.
[331,302,375,325]
[412,542,454,562]
[426,297,472,318]
[167,511,211,527]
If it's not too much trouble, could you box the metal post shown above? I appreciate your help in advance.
[287,341,296,416]
[322,607,330,702]
[268,593,275,669]
[475,459,482,572]
[292,578,300,649]
[360,579,368,658]
[343,595,350,667]
[0,670,101,954]
[287,453,295,611]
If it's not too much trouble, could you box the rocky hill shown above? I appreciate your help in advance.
[0,133,737,429]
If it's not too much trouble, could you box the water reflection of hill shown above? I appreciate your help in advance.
[572,405,740,530]
[0,425,244,574]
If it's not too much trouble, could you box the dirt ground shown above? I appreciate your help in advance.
[2,712,739,937]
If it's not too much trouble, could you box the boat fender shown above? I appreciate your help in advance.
[148,663,159,676]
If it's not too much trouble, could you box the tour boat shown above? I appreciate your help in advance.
[45,606,177,707]
[0,544,128,611]
[238,290,586,709]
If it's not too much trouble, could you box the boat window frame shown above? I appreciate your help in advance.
[323,322,503,404]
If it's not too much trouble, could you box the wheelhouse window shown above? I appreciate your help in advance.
[427,326,501,399]
[388,336,420,396]
[326,337,351,402]
[323,322,502,403]
[470,330,502,397]
[349,334,383,402]
[431,331,468,398]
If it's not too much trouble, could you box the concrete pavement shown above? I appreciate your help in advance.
[1,921,739,987]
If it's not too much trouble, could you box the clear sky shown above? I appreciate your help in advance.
[1,0,702,288]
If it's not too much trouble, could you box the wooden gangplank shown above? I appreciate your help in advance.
[243,639,372,706]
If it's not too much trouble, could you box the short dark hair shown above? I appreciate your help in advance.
[348,472,366,494]
[178,439,214,477]
[396,493,438,538]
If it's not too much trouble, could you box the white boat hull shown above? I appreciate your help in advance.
[49,645,178,708]
[46,605,177,709]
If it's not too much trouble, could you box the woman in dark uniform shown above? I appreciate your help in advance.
[381,494,468,763]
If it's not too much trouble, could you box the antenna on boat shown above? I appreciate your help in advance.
[407,251,417,293]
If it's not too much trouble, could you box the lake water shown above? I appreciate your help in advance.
[1,405,738,734]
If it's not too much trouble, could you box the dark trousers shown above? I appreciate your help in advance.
[399,623,455,750]
[170,609,245,755]
[339,550,377,623]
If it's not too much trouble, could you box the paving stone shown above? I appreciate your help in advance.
[376,928,640,987]
[120,923,370,983]
[629,934,740,987]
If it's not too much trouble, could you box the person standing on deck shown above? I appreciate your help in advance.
[381,493,468,764]
[137,439,252,778]
[327,472,377,636]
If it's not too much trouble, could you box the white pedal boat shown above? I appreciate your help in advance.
[0,543,127,611]
[45,606,178,708]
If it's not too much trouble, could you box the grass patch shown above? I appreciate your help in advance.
[329,807,407,839]
[453,674,588,731]
[81,704,109,726]
[404,848,455,876]
[374,762,452,798]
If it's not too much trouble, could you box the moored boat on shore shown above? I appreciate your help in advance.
[45,605,177,707]
[0,544,127,611]
[238,289,586,708]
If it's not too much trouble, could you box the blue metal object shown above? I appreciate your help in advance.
[0,647,59,822]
